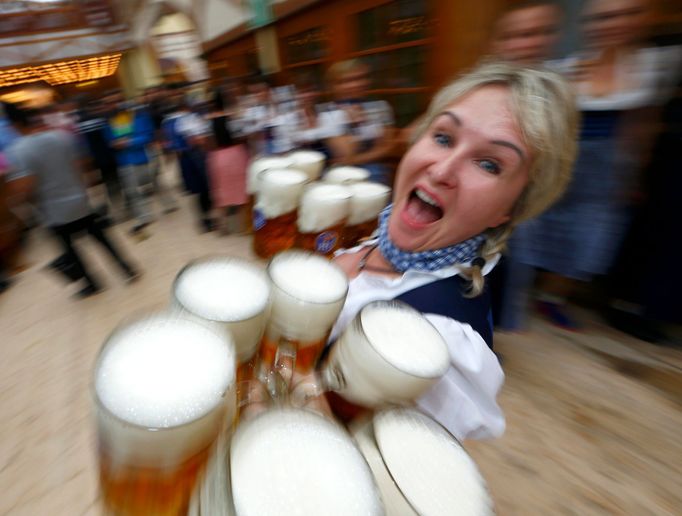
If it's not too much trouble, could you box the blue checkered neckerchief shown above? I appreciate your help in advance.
[377,205,485,273]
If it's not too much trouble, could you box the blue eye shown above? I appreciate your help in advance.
[433,132,453,147]
[477,159,501,175]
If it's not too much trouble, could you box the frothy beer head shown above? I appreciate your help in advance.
[231,408,383,516]
[246,156,294,195]
[348,182,391,225]
[94,314,236,467]
[360,302,449,378]
[256,169,308,220]
[374,409,493,515]
[287,150,326,181]
[297,183,351,233]
[173,257,271,362]
[268,251,348,341]
[324,166,370,185]
[95,315,235,429]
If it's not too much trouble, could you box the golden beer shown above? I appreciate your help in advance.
[253,169,308,259]
[259,251,348,375]
[246,157,295,233]
[344,181,391,246]
[94,314,236,516]
[296,183,351,257]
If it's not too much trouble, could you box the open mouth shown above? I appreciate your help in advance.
[404,188,444,225]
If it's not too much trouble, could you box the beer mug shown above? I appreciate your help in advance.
[93,313,236,516]
[324,166,371,185]
[172,256,271,380]
[352,409,494,515]
[344,182,391,246]
[230,407,385,516]
[259,250,349,375]
[245,156,295,231]
[296,183,351,257]
[309,301,449,411]
[287,149,326,181]
[246,156,294,198]
[253,169,308,259]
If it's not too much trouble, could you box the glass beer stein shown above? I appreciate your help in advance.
[259,250,348,376]
[93,313,236,516]
[172,256,271,382]
[296,183,351,257]
[344,182,391,247]
[252,169,308,259]
[351,408,494,516]
[324,166,371,185]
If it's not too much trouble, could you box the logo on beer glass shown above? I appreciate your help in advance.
[252,208,266,231]
[315,231,338,254]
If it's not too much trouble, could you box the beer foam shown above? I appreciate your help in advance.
[246,156,294,194]
[231,408,383,516]
[174,258,270,321]
[324,166,371,185]
[95,315,235,429]
[256,169,308,219]
[360,303,449,378]
[374,409,493,516]
[269,251,348,304]
[287,150,326,181]
[297,183,351,233]
[348,182,392,225]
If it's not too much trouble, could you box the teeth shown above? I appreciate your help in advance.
[415,189,440,208]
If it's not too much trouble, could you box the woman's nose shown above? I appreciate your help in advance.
[427,153,460,188]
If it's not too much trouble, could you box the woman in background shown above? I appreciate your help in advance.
[206,88,250,234]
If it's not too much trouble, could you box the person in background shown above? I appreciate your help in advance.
[327,63,578,439]
[483,1,564,331]
[488,0,562,65]
[139,87,178,214]
[206,87,249,234]
[508,0,680,330]
[290,75,335,158]
[0,152,22,293]
[104,91,155,235]
[320,59,396,185]
[76,99,122,219]
[3,102,139,298]
[171,96,215,232]
[239,76,276,156]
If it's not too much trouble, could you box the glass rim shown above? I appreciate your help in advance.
[267,250,349,306]
[172,255,271,323]
[92,312,235,432]
[356,300,448,380]
[368,407,493,514]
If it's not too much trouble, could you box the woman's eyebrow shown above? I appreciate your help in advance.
[436,111,461,126]
[436,111,526,162]
[491,140,525,162]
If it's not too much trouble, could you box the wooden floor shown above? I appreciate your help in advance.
[1,188,680,515]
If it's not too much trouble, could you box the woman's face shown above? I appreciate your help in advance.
[388,85,531,252]
[583,0,648,50]
[334,68,370,100]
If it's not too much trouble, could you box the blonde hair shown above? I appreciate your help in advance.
[412,61,579,296]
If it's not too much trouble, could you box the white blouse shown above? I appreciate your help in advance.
[330,242,506,441]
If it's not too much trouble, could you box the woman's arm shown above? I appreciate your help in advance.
[416,315,506,441]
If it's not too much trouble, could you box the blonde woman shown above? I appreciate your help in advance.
[326,62,579,440]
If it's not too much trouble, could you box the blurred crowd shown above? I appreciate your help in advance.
[0,0,680,345]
